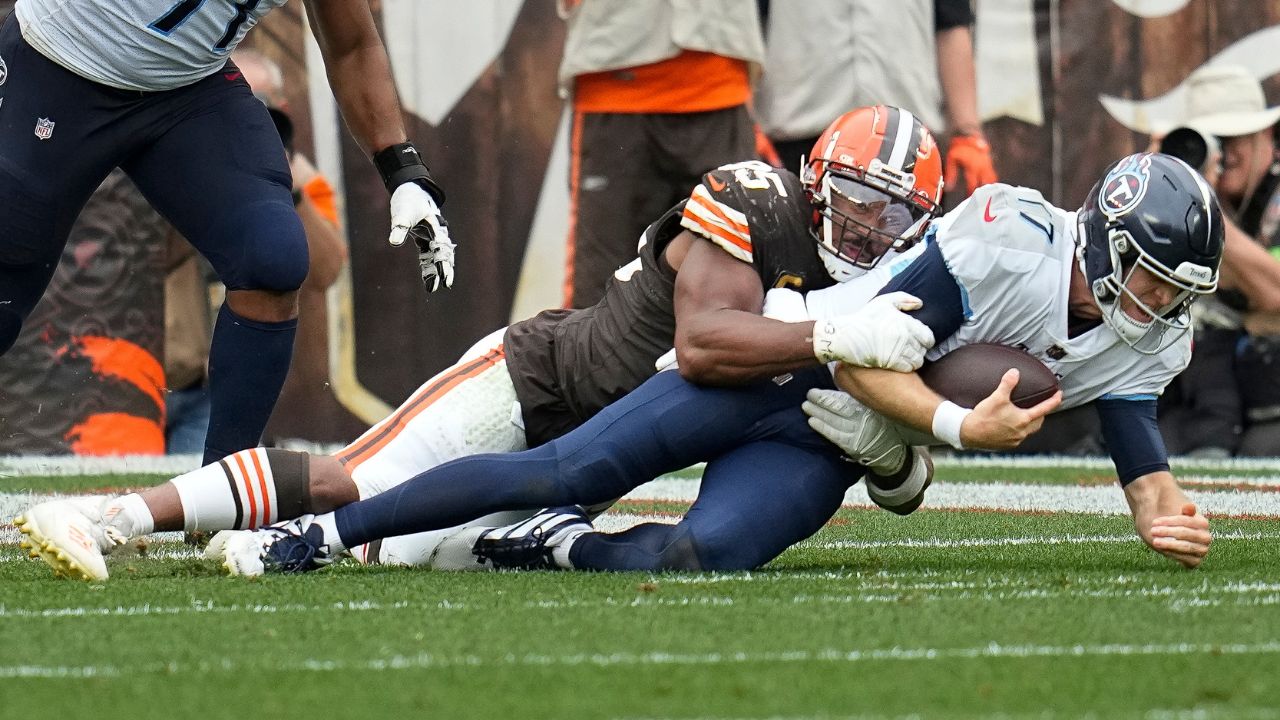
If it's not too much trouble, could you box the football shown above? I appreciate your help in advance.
[918,343,1060,409]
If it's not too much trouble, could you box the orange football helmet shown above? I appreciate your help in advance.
[802,105,944,279]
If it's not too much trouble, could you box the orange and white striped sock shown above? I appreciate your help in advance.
[170,448,310,532]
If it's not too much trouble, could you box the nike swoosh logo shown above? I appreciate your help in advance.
[706,174,727,193]
[224,71,242,81]
[983,197,997,222]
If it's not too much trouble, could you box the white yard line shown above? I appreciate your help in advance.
[617,479,1280,518]
[2,640,1278,678]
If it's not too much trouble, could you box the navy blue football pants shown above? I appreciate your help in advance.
[0,18,307,456]
[333,367,864,571]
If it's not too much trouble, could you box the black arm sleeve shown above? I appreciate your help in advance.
[935,0,974,30]
[1096,398,1170,485]
[876,240,967,346]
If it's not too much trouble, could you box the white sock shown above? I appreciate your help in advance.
[311,512,347,556]
[102,493,155,538]
[551,529,588,569]
[172,449,283,531]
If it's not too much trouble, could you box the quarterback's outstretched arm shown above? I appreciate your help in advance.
[1123,472,1211,568]
[1097,398,1212,568]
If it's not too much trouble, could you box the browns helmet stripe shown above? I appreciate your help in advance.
[897,110,923,173]
[876,107,901,166]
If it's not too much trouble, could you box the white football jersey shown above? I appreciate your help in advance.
[803,183,1192,411]
[15,0,290,91]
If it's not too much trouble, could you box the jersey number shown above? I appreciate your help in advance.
[722,161,789,197]
[150,0,262,51]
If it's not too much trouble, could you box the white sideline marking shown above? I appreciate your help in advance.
[618,479,1280,518]
[2,640,1278,678]
[0,455,202,477]
[5,573,1279,620]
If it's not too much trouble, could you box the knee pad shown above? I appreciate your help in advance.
[217,201,309,292]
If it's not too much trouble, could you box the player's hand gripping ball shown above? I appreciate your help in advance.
[918,343,1060,409]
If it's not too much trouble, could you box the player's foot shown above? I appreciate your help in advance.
[865,446,934,516]
[210,515,336,576]
[13,498,126,581]
[472,507,592,570]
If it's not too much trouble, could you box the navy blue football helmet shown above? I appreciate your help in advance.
[1076,152,1223,354]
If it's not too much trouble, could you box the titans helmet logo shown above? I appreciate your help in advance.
[1100,154,1152,219]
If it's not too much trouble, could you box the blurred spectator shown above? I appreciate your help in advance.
[558,0,765,308]
[755,0,996,200]
[1173,65,1280,455]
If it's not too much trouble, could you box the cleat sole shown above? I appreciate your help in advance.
[16,512,107,582]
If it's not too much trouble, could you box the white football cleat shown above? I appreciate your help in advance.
[207,529,272,577]
[14,499,126,581]
[428,527,498,571]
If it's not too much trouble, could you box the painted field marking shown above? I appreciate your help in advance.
[2,640,1279,679]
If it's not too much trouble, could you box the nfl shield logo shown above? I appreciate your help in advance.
[34,118,54,140]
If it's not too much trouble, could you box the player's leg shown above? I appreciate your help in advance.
[479,407,859,572]
[253,367,833,572]
[20,328,522,579]
[212,329,531,573]
[575,440,854,571]
[33,327,514,541]
[0,19,133,355]
[121,71,306,464]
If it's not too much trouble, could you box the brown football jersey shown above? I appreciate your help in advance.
[505,161,833,446]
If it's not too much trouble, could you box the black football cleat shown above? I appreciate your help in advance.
[472,506,592,570]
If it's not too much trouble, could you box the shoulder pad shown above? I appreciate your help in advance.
[680,161,806,264]
[933,183,1065,290]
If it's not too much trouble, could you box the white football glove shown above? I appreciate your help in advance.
[811,291,934,371]
[762,287,810,323]
[802,388,907,474]
[389,182,455,292]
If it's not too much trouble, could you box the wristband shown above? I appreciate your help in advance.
[931,400,972,450]
[372,142,446,205]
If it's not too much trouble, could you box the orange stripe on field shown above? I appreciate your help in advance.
[250,449,271,525]
[232,452,259,529]
[341,349,505,472]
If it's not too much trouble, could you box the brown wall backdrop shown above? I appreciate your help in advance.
[3,1,1280,451]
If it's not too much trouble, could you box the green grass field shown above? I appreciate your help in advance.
[2,458,1279,719]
